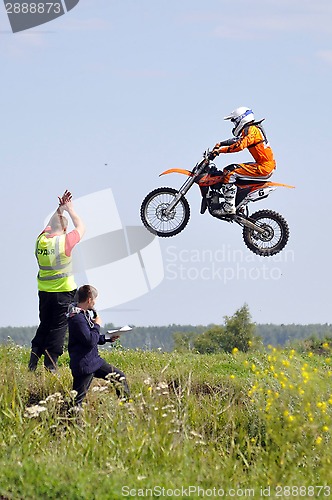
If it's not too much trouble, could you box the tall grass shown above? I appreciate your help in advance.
[0,343,331,499]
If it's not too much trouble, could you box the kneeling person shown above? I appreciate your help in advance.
[67,284,130,406]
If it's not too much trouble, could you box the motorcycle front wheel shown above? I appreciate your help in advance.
[242,209,289,256]
[141,187,190,237]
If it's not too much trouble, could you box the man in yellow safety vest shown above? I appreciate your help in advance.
[28,190,85,372]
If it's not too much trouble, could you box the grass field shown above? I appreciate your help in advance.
[0,343,331,499]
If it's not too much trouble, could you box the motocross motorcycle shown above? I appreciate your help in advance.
[140,151,294,256]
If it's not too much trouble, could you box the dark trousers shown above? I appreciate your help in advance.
[29,290,76,371]
[73,360,130,406]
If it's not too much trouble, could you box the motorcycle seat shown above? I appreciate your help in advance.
[236,173,273,185]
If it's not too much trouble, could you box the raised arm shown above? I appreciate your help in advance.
[59,190,85,238]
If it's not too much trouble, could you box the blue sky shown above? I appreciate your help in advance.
[1,0,332,328]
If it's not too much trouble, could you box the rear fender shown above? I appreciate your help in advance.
[240,181,295,204]
[236,181,295,190]
[264,181,295,189]
[245,185,277,202]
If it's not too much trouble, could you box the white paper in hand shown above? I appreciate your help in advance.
[105,325,132,341]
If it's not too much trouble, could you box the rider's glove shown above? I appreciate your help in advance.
[208,150,219,160]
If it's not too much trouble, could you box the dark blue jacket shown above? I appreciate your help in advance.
[67,307,107,376]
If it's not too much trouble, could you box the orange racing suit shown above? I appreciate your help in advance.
[216,121,276,183]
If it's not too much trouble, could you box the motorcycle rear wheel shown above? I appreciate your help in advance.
[141,187,190,237]
[242,209,289,256]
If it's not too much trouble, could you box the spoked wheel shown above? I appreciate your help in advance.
[243,209,289,256]
[141,187,190,237]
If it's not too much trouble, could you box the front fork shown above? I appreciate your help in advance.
[164,170,200,215]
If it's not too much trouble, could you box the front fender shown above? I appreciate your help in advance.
[159,168,193,177]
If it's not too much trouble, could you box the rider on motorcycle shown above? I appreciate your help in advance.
[209,107,276,215]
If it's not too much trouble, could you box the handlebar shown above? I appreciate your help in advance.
[191,150,212,175]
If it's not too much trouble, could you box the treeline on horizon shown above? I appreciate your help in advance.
[1,322,332,351]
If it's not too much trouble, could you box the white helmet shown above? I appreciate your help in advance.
[224,107,255,136]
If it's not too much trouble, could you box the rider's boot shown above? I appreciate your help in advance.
[212,183,237,215]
